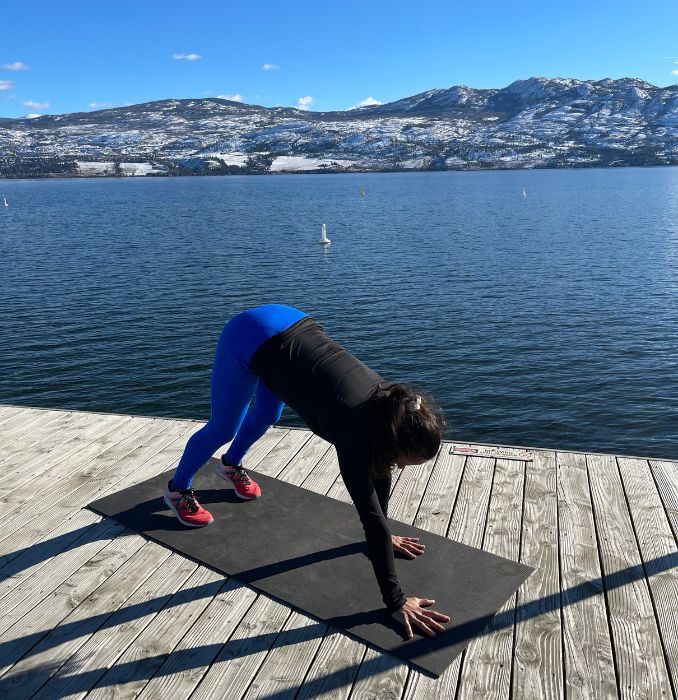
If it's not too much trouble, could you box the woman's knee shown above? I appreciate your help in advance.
[252,403,284,426]
[202,421,237,446]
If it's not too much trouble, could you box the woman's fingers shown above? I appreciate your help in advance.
[421,608,451,623]
[410,612,443,636]
[403,541,425,554]
[398,598,451,640]
[395,544,417,559]
[393,536,426,558]
[418,612,449,631]
[403,612,414,640]
[417,598,435,607]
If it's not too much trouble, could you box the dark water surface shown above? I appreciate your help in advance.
[1,169,677,458]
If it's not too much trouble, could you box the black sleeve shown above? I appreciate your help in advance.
[374,473,391,518]
[336,444,406,612]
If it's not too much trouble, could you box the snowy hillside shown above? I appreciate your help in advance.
[1,77,676,177]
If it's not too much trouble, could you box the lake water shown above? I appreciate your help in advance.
[1,168,677,459]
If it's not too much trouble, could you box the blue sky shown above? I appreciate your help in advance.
[2,0,677,118]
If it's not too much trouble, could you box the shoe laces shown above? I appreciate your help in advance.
[177,488,200,513]
[228,464,251,485]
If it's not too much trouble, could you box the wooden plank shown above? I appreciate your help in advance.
[0,426,197,605]
[85,566,225,700]
[325,459,406,505]
[58,421,197,510]
[300,444,345,497]
[30,548,196,700]
[617,457,678,696]
[587,453,673,698]
[0,413,150,497]
[648,459,678,542]
[187,595,293,700]
[0,529,148,682]
[557,451,617,699]
[0,507,106,604]
[0,411,101,472]
[0,408,73,453]
[0,410,101,478]
[6,538,172,697]
[134,578,258,699]
[350,648,408,699]
[237,426,305,477]
[0,504,113,589]
[0,516,124,639]
[0,412,139,504]
[0,404,21,422]
[387,451,438,526]
[295,630,366,700]
[0,404,46,425]
[413,452,466,535]
[402,456,496,700]
[512,449,562,700]
[269,433,333,486]
[242,611,327,699]
[457,457,525,700]
[0,420,191,565]
[0,418,188,551]
[243,430,310,478]
[0,504,83,567]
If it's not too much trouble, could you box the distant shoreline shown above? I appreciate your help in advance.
[2,160,677,181]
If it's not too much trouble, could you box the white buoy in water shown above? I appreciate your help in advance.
[320,223,331,245]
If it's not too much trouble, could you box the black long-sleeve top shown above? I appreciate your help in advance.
[250,315,407,612]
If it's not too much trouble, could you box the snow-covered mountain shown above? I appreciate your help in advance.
[1,77,676,177]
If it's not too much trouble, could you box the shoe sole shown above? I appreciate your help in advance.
[163,493,214,527]
[213,462,261,499]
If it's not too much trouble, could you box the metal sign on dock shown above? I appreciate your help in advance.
[449,444,535,461]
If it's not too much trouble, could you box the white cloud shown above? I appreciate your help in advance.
[173,53,202,61]
[263,63,279,71]
[23,99,50,109]
[25,114,42,119]
[355,96,382,108]
[0,80,15,91]
[217,93,243,102]
[672,70,678,75]
[0,61,29,71]
[296,96,313,110]
[89,102,112,108]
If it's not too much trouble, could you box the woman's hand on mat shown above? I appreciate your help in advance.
[391,535,425,559]
[395,598,450,639]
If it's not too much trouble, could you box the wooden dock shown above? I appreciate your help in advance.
[0,404,675,699]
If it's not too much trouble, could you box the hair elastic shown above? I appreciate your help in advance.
[407,395,422,412]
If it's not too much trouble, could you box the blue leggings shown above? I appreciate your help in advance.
[172,304,308,489]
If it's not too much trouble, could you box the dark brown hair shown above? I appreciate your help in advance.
[369,382,448,478]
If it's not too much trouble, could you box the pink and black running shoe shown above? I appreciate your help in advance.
[163,480,214,527]
[214,457,262,499]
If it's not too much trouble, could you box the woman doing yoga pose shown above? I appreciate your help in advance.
[163,304,450,638]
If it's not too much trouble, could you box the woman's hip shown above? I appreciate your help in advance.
[219,304,308,369]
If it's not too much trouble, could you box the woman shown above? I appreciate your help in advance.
[163,304,450,639]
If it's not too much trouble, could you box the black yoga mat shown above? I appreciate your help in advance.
[88,458,533,677]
